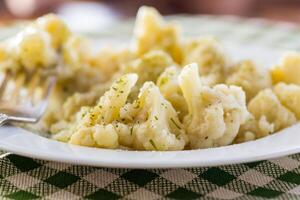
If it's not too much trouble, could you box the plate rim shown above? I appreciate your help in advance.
[0,123,300,168]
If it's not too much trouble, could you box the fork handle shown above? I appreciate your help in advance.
[0,113,37,126]
[0,113,9,126]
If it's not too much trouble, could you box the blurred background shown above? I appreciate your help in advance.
[1,0,300,31]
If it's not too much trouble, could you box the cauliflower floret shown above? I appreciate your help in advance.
[10,26,57,71]
[133,6,182,63]
[51,106,90,142]
[69,127,96,147]
[236,131,256,143]
[0,14,70,73]
[178,63,248,149]
[235,115,274,143]
[257,116,275,137]
[36,14,70,49]
[274,83,300,119]
[248,88,296,132]
[0,42,18,72]
[62,35,92,70]
[157,66,187,119]
[61,35,108,86]
[237,86,298,143]
[69,124,119,148]
[120,50,174,86]
[92,124,119,148]
[89,47,135,81]
[52,129,73,142]
[62,85,108,121]
[78,73,138,127]
[226,60,272,101]
[113,122,133,148]
[120,82,188,150]
[271,52,300,85]
[51,120,73,142]
[182,38,228,85]
[53,74,138,148]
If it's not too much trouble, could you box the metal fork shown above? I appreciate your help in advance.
[0,72,56,126]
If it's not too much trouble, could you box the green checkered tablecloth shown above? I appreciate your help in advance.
[1,153,300,199]
[1,15,300,199]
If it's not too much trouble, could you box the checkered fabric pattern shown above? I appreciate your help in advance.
[2,154,300,199]
[1,16,300,199]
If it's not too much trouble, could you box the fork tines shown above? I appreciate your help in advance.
[0,72,56,122]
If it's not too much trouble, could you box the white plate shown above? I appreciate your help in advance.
[0,16,300,168]
[1,123,300,168]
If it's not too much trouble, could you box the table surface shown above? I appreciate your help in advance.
[2,152,300,199]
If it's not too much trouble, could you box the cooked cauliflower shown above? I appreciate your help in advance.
[271,52,300,85]
[69,124,119,148]
[120,82,188,150]
[77,73,137,127]
[10,26,57,71]
[0,42,18,72]
[178,63,248,148]
[236,115,274,143]
[133,6,182,63]
[62,35,91,70]
[61,85,109,121]
[237,88,298,143]
[182,38,228,85]
[226,60,272,101]
[157,66,187,119]
[120,50,174,86]
[51,120,74,142]
[89,47,135,81]
[2,6,300,151]
[248,88,296,132]
[36,14,70,49]
[53,74,138,148]
[274,83,300,119]
[0,14,69,73]
[60,35,109,88]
